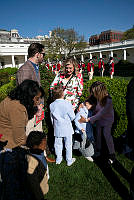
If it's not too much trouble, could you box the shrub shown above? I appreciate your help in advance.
[0,67,18,86]
[0,72,10,86]
[39,64,55,133]
[80,76,129,138]
[0,67,18,75]
[114,60,134,77]
[0,80,16,102]
[39,64,55,106]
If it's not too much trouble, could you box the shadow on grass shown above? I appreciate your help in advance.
[94,156,131,200]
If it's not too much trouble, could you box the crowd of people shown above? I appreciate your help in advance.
[0,42,133,200]
[45,57,114,80]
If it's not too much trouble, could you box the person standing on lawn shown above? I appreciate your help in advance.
[98,58,105,77]
[16,42,45,135]
[79,82,116,164]
[50,85,76,166]
[108,57,114,79]
[50,57,83,111]
[16,42,55,163]
[87,59,94,80]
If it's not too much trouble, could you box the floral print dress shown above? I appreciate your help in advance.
[50,71,83,110]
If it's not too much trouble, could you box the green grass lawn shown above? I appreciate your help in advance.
[46,152,134,200]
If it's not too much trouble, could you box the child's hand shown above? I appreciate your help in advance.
[77,103,84,112]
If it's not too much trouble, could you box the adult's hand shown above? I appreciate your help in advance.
[78,115,86,123]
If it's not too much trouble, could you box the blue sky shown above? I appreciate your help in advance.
[0,0,134,41]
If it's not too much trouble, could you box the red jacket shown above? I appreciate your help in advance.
[98,61,105,70]
[53,65,56,71]
[109,62,114,74]
[57,63,61,71]
[82,64,85,70]
[87,63,94,72]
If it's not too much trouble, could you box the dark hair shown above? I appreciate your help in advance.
[52,85,64,100]
[85,95,97,105]
[85,95,97,110]
[8,80,44,120]
[28,43,44,58]
[26,131,46,149]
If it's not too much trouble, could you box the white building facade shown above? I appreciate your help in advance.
[0,28,134,68]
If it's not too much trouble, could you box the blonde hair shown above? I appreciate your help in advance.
[90,82,108,106]
[63,57,79,75]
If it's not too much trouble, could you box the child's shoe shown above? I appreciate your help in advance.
[67,158,76,166]
[85,156,94,162]
[56,158,62,165]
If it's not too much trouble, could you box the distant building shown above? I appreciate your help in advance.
[0,29,50,43]
[89,30,124,46]
[0,28,52,68]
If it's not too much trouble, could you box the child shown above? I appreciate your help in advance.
[50,85,76,166]
[26,131,49,200]
[74,95,97,162]
[80,82,116,164]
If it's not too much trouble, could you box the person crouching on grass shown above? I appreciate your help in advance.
[49,85,76,166]
[26,131,49,200]
[74,95,97,162]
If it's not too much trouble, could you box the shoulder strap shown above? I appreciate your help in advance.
[63,74,74,90]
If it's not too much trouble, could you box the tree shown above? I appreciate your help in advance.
[42,27,87,61]
[122,26,134,40]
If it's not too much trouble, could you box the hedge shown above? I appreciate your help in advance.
[0,80,16,102]
[80,76,129,138]
[0,67,18,75]
[0,67,18,87]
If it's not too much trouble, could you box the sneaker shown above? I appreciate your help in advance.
[56,161,62,165]
[67,158,76,166]
[85,157,94,162]
[56,159,62,165]
[108,157,116,165]
[108,159,114,164]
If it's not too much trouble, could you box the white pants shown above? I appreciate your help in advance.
[88,69,94,80]
[54,135,72,165]
[110,72,114,79]
[100,69,105,77]
[26,115,43,136]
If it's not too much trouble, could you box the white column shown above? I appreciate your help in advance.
[81,54,84,62]
[11,55,15,67]
[90,53,92,59]
[25,55,27,62]
[110,51,113,57]
[124,49,127,60]
[99,52,102,58]
[73,55,76,59]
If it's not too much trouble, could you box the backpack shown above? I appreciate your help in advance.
[0,147,32,200]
